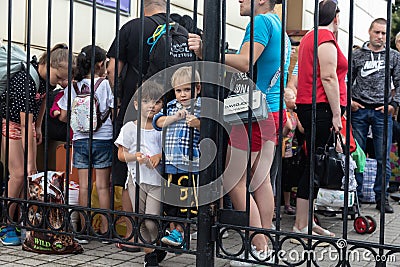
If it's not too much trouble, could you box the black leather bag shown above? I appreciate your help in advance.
[314,131,346,189]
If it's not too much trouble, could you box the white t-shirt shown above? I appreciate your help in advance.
[58,77,114,141]
[114,121,162,187]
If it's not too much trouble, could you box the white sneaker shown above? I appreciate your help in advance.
[74,237,89,244]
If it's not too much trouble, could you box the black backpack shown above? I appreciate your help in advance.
[145,14,194,80]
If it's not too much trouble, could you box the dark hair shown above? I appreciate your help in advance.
[75,45,106,82]
[170,13,203,36]
[319,0,340,27]
[133,81,164,102]
[369,18,387,31]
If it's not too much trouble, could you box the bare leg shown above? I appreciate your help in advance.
[78,169,89,231]
[294,197,309,230]
[251,141,275,231]
[283,192,291,207]
[3,138,25,222]
[224,145,268,252]
[121,188,133,238]
[95,167,111,234]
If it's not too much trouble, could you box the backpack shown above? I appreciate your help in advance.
[145,14,194,80]
[70,78,110,133]
[0,42,40,95]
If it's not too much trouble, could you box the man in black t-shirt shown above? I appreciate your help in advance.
[106,0,168,263]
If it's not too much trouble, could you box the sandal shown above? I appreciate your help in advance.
[312,222,335,237]
[284,205,296,215]
[290,226,329,247]
[115,242,141,252]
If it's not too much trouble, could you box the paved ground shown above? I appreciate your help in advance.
[1,199,400,266]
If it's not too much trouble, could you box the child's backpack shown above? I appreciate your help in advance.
[0,42,40,95]
[70,78,111,133]
[145,14,194,80]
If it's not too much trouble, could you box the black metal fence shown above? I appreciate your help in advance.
[1,0,400,266]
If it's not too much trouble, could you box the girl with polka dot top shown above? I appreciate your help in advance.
[0,43,71,245]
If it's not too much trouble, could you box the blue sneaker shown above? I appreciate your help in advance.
[161,229,183,247]
[0,226,21,246]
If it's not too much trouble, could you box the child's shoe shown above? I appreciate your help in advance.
[144,250,159,267]
[0,226,21,246]
[161,229,183,247]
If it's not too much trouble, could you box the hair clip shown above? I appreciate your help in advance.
[81,51,86,57]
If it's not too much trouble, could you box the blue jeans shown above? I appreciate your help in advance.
[351,108,392,202]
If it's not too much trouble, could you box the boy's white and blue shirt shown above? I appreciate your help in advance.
[153,97,201,174]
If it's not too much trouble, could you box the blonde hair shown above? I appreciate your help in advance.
[396,32,400,43]
[38,43,70,69]
[171,66,201,88]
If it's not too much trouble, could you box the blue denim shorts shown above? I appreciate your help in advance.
[73,139,113,169]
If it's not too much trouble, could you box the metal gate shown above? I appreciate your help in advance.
[1,0,400,266]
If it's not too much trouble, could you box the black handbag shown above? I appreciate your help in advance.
[314,130,346,189]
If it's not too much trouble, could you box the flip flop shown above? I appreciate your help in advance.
[115,242,141,252]
[290,226,330,247]
[312,222,335,237]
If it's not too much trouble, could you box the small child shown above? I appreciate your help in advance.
[282,88,304,215]
[58,45,113,243]
[114,81,165,266]
[153,66,201,248]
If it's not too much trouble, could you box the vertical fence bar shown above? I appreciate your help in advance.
[342,1,355,263]
[133,0,145,245]
[196,0,221,265]
[110,0,120,214]
[4,0,12,203]
[64,0,74,232]
[23,0,33,206]
[244,0,255,260]
[43,0,53,205]
[308,2,320,265]
[275,0,288,235]
[379,0,392,264]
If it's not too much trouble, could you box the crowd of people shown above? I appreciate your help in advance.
[1,0,399,266]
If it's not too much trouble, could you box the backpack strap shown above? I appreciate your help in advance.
[92,77,111,122]
[28,65,40,92]
[73,77,105,95]
[72,81,80,95]
[93,77,105,92]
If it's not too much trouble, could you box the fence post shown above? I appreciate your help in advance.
[196,0,221,266]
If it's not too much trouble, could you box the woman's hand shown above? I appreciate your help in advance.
[188,33,203,59]
[332,114,342,133]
